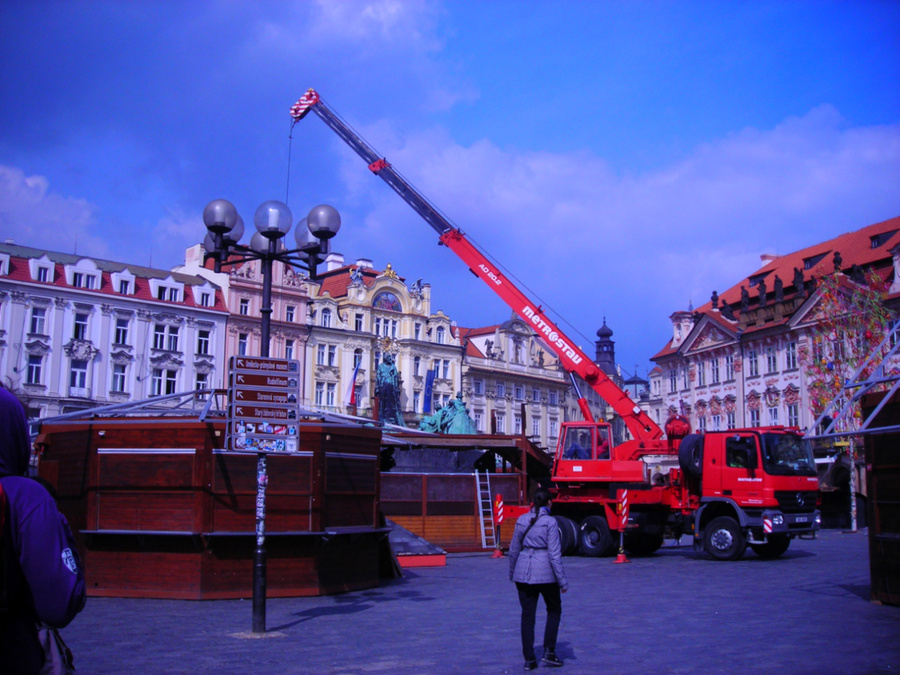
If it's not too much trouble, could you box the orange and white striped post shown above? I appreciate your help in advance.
[492,494,504,558]
[613,489,630,564]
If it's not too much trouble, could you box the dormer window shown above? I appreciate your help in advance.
[111,270,136,295]
[0,253,9,276]
[870,230,898,249]
[191,283,216,308]
[64,259,100,289]
[149,277,184,303]
[803,253,827,271]
[29,256,55,283]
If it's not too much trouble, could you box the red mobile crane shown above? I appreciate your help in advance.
[293,90,821,560]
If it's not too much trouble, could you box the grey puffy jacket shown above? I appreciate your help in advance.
[508,509,568,590]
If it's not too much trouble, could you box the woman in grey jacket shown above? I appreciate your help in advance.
[508,488,568,670]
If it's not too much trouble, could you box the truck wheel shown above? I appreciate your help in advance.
[624,532,664,556]
[703,516,747,561]
[750,535,790,559]
[579,516,615,557]
[678,434,704,478]
[553,516,579,556]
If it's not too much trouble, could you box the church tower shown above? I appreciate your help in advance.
[595,318,616,376]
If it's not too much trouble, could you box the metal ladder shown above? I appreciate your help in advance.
[476,470,496,549]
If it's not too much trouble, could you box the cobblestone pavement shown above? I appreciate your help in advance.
[60,529,899,674]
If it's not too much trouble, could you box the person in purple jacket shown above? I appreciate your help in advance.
[508,488,568,670]
[0,385,86,674]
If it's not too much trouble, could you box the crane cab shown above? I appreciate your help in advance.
[553,421,646,483]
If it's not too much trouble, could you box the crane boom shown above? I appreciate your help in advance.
[292,89,663,442]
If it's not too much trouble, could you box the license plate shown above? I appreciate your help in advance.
[796,516,808,523]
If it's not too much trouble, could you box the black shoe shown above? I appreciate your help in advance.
[542,651,564,667]
[524,659,538,671]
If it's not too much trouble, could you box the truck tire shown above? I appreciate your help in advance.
[750,535,790,559]
[703,516,747,561]
[624,532,664,556]
[678,434,704,478]
[579,516,615,557]
[553,516,579,556]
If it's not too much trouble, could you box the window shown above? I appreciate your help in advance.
[153,325,166,350]
[26,355,43,385]
[514,416,523,435]
[285,305,295,322]
[711,414,722,431]
[436,326,446,344]
[29,307,46,335]
[197,330,210,355]
[532,388,540,402]
[549,419,558,438]
[749,409,760,427]
[788,403,799,428]
[73,313,89,340]
[766,346,778,374]
[355,314,364,332]
[668,368,677,393]
[152,369,178,396]
[696,362,706,387]
[681,366,689,390]
[442,360,450,379]
[354,349,363,369]
[726,411,736,430]
[549,390,558,405]
[199,292,211,307]
[496,413,506,433]
[315,382,325,406]
[321,309,332,328]
[414,323,421,340]
[69,360,88,392]
[326,383,336,407]
[496,383,506,398]
[414,356,421,376]
[531,418,540,437]
[474,379,483,395]
[285,340,294,361]
[767,406,779,426]
[812,339,825,364]
[111,364,126,393]
[238,333,248,356]
[72,272,84,288]
[167,326,179,351]
[785,342,798,370]
[725,354,735,381]
[239,298,249,315]
[156,286,166,300]
[698,416,707,433]
[327,345,337,367]
[195,372,209,397]
[37,267,49,283]
[748,350,759,377]
[114,318,129,345]
[317,344,326,365]
[168,288,179,302]
[710,358,720,384]
[515,385,524,400]
[119,280,129,294]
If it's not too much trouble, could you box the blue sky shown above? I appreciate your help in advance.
[2,1,899,379]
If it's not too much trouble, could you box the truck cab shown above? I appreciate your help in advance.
[682,427,821,560]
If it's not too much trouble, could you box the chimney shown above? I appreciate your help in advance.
[355,258,374,269]
[325,252,345,272]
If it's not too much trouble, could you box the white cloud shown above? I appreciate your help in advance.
[0,165,108,257]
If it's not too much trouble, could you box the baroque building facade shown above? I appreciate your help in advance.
[0,242,228,420]
[650,215,900,438]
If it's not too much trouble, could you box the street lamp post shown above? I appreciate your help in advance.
[202,198,341,633]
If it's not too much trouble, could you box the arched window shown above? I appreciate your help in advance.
[436,326,446,344]
[321,308,332,328]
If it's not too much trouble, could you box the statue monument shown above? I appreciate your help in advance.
[375,353,405,427]
[418,392,477,434]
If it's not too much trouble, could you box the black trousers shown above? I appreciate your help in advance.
[516,581,562,661]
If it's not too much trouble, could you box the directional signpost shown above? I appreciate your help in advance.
[227,356,301,454]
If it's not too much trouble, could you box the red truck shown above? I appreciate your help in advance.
[294,89,821,560]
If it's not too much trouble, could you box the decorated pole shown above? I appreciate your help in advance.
[492,494,504,558]
[613,489,630,564]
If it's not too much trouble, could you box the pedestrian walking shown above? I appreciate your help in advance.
[508,488,567,670]
[0,385,86,674]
